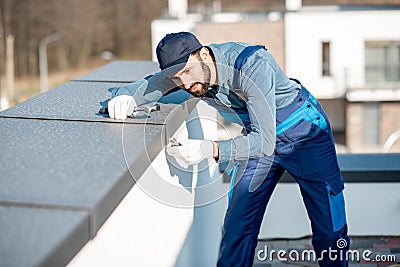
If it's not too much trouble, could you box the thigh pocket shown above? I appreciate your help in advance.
[293,132,340,178]
[326,182,347,232]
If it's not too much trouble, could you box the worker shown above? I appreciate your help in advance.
[107,32,349,267]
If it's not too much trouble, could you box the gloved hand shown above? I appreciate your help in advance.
[166,139,215,168]
[107,95,137,119]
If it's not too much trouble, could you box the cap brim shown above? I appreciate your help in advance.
[160,55,190,78]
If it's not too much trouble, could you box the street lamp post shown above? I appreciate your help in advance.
[39,32,60,93]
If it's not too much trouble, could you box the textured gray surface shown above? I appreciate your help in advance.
[73,61,160,82]
[0,117,164,236]
[72,60,191,105]
[0,81,180,124]
[0,60,193,266]
[0,205,89,267]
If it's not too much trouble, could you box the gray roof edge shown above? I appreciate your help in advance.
[0,61,192,266]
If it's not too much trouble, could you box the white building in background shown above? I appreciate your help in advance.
[285,6,400,100]
[151,0,203,63]
[285,5,400,152]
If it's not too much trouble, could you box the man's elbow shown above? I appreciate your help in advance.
[261,130,275,156]
[261,143,275,157]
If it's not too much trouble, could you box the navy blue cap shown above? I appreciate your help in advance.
[156,32,203,71]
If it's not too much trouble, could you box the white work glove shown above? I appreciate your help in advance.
[166,139,215,168]
[107,95,137,119]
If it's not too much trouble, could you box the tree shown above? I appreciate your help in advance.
[0,0,167,78]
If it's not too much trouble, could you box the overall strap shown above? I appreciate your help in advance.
[232,45,266,89]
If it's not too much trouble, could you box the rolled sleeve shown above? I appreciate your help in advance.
[217,139,235,162]
[110,71,177,106]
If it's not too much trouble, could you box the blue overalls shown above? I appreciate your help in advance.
[214,47,350,267]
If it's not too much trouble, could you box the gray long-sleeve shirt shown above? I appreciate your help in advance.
[111,42,300,162]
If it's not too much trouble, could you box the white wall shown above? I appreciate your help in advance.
[259,182,400,238]
[285,9,400,99]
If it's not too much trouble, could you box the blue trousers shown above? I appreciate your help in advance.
[217,87,349,267]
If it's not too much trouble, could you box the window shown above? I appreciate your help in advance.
[365,41,400,83]
[322,42,330,76]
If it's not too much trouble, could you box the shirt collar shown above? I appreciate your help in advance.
[206,44,233,86]
[205,44,233,107]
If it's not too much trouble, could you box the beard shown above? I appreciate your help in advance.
[191,55,211,97]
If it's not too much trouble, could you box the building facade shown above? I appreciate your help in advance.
[285,5,400,152]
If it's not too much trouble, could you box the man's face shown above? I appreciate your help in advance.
[169,53,211,97]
